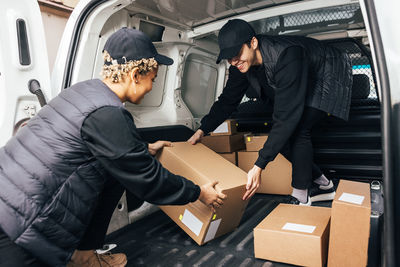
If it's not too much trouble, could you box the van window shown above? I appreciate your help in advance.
[181,54,218,118]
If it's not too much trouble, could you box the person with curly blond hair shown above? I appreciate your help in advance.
[0,28,225,267]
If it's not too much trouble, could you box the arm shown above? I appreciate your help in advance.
[243,46,308,200]
[255,46,308,169]
[199,66,249,134]
[81,106,225,206]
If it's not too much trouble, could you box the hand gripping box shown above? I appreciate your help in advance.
[254,204,331,267]
[328,180,371,267]
[237,151,292,194]
[157,142,249,245]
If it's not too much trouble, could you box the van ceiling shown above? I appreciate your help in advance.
[126,0,299,29]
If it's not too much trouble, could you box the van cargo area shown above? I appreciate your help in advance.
[2,0,397,266]
[107,194,333,267]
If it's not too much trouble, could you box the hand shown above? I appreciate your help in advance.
[187,129,204,145]
[148,141,172,156]
[199,181,227,212]
[242,165,262,200]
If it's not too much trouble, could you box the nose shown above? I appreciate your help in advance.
[228,57,239,66]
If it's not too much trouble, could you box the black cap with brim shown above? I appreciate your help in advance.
[216,43,243,64]
[103,27,174,66]
[155,54,174,66]
[216,19,255,64]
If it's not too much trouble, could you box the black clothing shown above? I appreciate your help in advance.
[279,107,326,189]
[200,36,352,170]
[0,79,200,266]
[0,229,47,267]
[81,106,200,205]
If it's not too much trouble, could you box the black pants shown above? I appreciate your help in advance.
[280,107,327,190]
[0,177,135,266]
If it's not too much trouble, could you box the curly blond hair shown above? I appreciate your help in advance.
[101,50,158,83]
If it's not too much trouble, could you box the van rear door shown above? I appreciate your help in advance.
[0,0,51,146]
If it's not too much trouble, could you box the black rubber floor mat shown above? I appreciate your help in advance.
[106,194,332,267]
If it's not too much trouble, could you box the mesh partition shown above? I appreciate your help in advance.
[240,3,379,107]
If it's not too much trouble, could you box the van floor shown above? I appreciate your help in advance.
[106,194,332,267]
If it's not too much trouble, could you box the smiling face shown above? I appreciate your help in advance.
[228,37,260,73]
[127,67,158,104]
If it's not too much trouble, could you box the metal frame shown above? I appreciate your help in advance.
[188,0,359,38]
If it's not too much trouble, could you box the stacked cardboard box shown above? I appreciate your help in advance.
[328,180,371,266]
[157,142,249,245]
[238,134,293,194]
[254,204,331,267]
[201,120,245,165]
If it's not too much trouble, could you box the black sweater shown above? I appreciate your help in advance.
[200,46,308,169]
[81,106,200,205]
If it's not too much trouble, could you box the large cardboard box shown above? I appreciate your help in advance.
[157,142,249,245]
[328,180,371,267]
[218,152,237,165]
[201,133,245,153]
[245,134,268,151]
[254,204,331,267]
[237,151,292,194]
[210,119,237,136]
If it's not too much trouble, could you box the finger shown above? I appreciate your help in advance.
[246,177,252,190]
[164,141,172,147]
[210,181,219,188]
[242,190,251,201]
[216,198,224,205]
[217,192,227,199]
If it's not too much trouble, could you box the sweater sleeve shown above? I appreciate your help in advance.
[199,66,249,134]
[81,106,200,205]
[255,46,308,169]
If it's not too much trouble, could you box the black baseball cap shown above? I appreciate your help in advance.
[103,27,173,65]
[216,19,255,64]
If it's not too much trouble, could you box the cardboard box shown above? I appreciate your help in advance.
[201,133,245,153]
[245,134,268,151]
[328,180,371,267]
[254,204,331,267]
[157,142,249,245]
[237,151,292,194]
[210,119,237,136]
[218,152,237,165]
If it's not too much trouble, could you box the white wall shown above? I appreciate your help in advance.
[40,10,68,71]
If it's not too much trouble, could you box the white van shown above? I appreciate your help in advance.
[1,0,399,266]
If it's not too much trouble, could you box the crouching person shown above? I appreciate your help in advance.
[0,28,226,267]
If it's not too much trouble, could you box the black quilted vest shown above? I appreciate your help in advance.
[0,79,122,266]
[247,35,353,120]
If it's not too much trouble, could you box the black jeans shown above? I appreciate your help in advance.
[280,107,327,190]
[0,177,136,266]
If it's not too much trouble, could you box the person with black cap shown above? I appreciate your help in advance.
[0,27,226,267]
[188,19,352,205]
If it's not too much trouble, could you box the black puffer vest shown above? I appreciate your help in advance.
[248,35,353,120]
[0,79,122,266]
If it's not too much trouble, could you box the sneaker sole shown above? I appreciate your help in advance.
[310,191,336,202]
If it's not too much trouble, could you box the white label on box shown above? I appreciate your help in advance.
[204,218,221,243]
[213,122,229,134]
[338,192,365,205]
[181,209,203,236]
[282,222,316,233]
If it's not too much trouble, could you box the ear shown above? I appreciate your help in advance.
[251,37,258,50]
[129,68,140,83]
